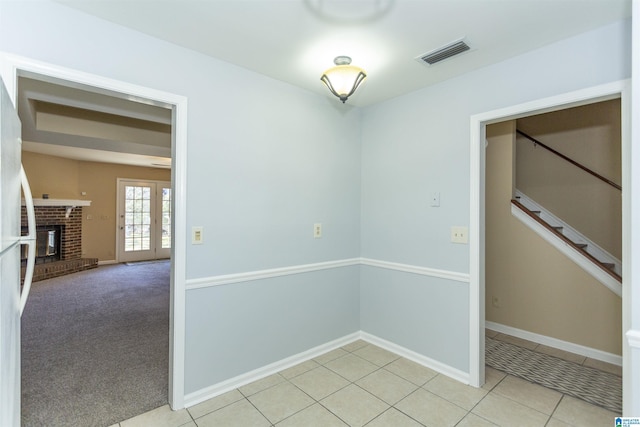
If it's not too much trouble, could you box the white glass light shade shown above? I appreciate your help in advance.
[320,57,366,103]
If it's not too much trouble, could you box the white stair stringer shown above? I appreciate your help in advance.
[512,190,621,297]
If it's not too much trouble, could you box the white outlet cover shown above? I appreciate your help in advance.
[451,226,468,244]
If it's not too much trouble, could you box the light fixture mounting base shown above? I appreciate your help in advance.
[334,56,352,66]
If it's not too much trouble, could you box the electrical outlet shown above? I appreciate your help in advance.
[314,223,322,238]
[450,226,468,244]
[492,296,501,308]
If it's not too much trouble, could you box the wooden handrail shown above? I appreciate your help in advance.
[516,129,621,191]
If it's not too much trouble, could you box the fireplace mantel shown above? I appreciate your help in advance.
[22,198,92,218]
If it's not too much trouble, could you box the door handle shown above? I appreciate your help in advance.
[19,165,36,316]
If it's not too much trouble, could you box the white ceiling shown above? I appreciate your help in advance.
[58,0,631,106]
[23,0,631,167]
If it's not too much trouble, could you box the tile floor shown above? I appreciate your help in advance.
[112,334,619,427]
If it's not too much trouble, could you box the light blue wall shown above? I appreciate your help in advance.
[1,1,362,396]
[359,19,630,369]
[0,0,631,400]
[186,266,360,392]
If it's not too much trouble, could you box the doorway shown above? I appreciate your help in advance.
[469,80,630,409]
[0,53,188,411]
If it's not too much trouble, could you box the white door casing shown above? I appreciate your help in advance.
[0,52,188,409]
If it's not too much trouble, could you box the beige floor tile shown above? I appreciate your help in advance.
[276,403,348,427]
[384,357,438,386]
[395,388,467,427]
[248,381,315,424]
[552,395,618,427]
[321,384,389,427]
[485,329,499,338]
[279,359,320,379]
[178,422,196,427]
[120,405,193,427]
[238,373,285,396]
[195,399,270,427]
[325,353,379,382]
[583,358,622,376]
[456,413,498,427]
[108,424,120,427]
[535,345,586,365]
[423,374,488,410]
[314,348,349,365]
[493,333,539,350]
[187,389,244,419]
[353,344,400,367]
[472,393,549,427]
[342,339,369,352]
[492,375,562,415]
[289,365,350,400]
[356,368,418,405]
[366,408,423,427]
[482,367,506,391]
[545,418,573,427]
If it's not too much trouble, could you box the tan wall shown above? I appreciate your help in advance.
[22,151,171,261]
[486,121,621,355]
[516,99,621,259]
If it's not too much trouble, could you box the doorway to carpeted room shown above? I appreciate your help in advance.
[21,261,170,427]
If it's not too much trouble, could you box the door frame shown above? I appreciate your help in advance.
[469,80,630,408]
[116,178,172,263]
[0,53,188,409]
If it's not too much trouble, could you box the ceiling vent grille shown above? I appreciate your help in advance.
[417,39,470,66]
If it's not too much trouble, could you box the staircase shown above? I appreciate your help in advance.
[511,190,621,296]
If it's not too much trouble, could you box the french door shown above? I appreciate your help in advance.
[117,179,171,262]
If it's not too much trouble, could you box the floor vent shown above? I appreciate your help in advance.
[416,39,470,66]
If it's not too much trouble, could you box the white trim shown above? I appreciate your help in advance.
[0,52,188,409]
[470,79,630,390]
[511,204,622,296]
[361,332,470,384]
[486,321,622,366]
[184,330,469,408]
[627,330,640,349]
[185,258,361,290]
[183,332,360,407]
[360,258,470,283]
[97,259,118,266]
[186,257,470,291]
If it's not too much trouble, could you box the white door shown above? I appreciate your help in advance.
[117,179,171,263]
[0,78,23,426]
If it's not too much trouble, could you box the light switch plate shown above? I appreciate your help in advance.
[430,192,440,207]
[192,226,204,244]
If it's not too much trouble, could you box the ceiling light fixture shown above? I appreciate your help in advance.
[320,56,366,103]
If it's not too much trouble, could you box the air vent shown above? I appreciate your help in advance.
[416,39,471,66]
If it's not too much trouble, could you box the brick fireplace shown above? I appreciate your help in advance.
[21,201,98,282]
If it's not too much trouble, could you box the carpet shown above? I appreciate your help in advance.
[485,336,622,413]
[21,261,170,427]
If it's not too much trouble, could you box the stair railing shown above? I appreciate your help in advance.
[516,129,621,191]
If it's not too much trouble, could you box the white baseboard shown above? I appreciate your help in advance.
[183,332,360,407]
[486,321,622,366]
[97,259,118,265]
[184,330,472,407]
[361,332,470,384]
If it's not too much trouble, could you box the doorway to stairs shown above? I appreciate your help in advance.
[484,100,622,360]
[469,80,630,409]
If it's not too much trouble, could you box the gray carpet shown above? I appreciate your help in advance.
[486,336,622,413]
[21,261,170,427]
